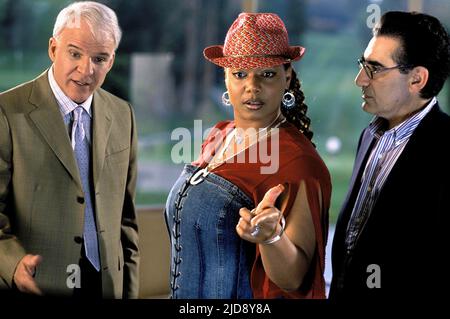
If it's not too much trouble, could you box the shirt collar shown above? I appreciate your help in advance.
[48,65,93,117]
[368,97,437,144]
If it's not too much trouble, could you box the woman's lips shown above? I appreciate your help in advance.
[243,99,264,110]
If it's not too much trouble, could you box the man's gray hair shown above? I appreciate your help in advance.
[53,1,122,50]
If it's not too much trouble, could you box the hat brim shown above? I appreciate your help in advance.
[203,45,305,69]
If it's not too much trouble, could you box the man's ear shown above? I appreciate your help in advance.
[107,52,115,71]
[48,37,57,62]
[409,66,429,93]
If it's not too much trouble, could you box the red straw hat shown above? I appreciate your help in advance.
[204,12,305,69]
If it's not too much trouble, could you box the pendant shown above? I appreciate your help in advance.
[189,168,209,185]
[235,133,244,145]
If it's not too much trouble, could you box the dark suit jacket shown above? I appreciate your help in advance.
[0,71,139,298]
[330,103,450,301]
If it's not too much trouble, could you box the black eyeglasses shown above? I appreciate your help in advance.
[357,57,412,79]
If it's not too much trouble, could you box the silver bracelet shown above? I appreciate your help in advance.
[261,216,286,245]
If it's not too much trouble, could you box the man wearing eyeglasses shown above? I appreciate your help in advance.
[330,11,450,301]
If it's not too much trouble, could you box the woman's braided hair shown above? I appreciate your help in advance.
[281,64,314,141]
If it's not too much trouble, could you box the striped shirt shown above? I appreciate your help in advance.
[47,65,93,146]
[345,97,437,251]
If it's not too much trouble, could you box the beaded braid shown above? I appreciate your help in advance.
[281,65,314,142]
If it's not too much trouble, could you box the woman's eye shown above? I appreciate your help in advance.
[232,71,246,79]
[262,71,276,78]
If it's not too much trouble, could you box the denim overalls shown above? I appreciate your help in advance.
[165,164,255,298]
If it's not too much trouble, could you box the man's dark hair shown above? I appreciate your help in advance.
[373,11,450,99]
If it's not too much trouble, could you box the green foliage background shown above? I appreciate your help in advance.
[1,0,449,223]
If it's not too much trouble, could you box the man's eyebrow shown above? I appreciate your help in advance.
[67,44,111,57]
[362,56,384,67]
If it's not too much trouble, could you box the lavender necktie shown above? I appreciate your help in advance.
[72,106,100,271]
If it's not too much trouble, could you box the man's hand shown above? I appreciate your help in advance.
[13,254,43,295]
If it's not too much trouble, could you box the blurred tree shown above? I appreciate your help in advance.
[285,0,307,37]
[0,0,32,51]
[447,81,450,114]
[180,0,200,114]
[0,0,14,49]
[200,0,221,106]
[101,0,184,100]
[106,0,234,117]
[110,0,182,52]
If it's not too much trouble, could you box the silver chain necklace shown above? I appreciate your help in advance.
[189,114,286,185]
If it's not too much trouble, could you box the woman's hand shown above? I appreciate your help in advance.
[236,184,284,243]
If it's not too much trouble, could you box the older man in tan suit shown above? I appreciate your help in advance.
[0,1,139,298]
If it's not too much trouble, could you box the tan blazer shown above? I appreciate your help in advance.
[0,70,139,298]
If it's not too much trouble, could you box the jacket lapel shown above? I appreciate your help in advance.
[373,103,440,203]
[333,128,376,252]
[349,129,375,195]
[28,71,83,191]
[92,91,112,189]
[339,129,376,220]
[350,104,440,245]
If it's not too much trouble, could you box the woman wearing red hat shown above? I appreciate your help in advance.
[165,12,331,299]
